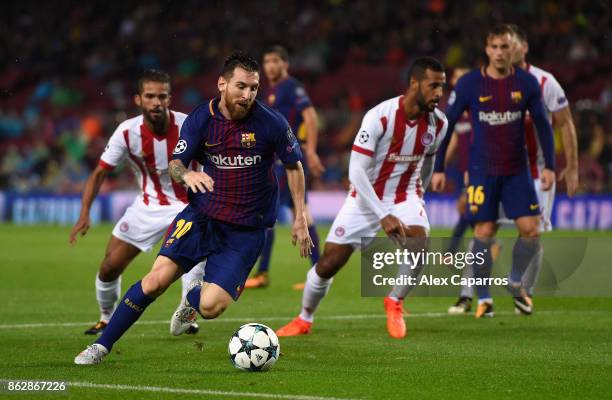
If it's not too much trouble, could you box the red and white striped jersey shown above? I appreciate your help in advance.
[350,95,448,204]
[98,110,189,206]
[524,64,569,178]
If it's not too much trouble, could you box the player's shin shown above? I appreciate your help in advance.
[300,265,333,322]
[388,262,421,301]
[257,228,275,273]
[181,262,205,300]
[522,245,543,297]
[509,237,540,288]
[308,225,321,266]
[472,238,493,301]
[95,274,121,323]
[95,280,155,351]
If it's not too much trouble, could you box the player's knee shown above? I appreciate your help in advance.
[474,223,496,239]
[141,272,169,298]
[199,301,228,319]
[99,259,123,281]
[316,256,341,279]
[520,226,540,238]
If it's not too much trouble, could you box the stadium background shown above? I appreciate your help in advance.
[1,0,611,229]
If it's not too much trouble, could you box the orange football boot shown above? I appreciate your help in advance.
[384,297,406,339]
[244,272,269,289]
[276,316,312,337]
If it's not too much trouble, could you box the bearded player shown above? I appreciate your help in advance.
[69,70,203,335]
[276,57,448,339]
[74,52,312,365]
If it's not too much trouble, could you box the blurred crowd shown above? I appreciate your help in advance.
[1,0,611,194]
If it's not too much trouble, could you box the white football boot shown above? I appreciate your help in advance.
[74,343,109,365]
[170,280,202,336]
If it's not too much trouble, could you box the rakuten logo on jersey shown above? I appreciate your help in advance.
[478,111,522,126]
[208,153,262,169]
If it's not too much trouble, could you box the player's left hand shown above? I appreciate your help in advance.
[291,211,313,258]
[306,151,325,178]
[541,168,555,191]
[558,166,579,197]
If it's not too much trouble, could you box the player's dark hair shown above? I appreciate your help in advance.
[263,45,289,62]
[507,23,528,43]
[486,24,515,42]
[221,51,260,79]
[407,56,445,81]
[137,69,171,94]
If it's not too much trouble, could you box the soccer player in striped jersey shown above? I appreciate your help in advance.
[432,24,556,318]
[276,57,448,339]
[75,52,312,365]
[245,45,325,289]
[69,70,203,335]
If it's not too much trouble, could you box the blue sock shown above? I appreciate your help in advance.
[447,215,470,253]
[186,285,202,316]
[510,237,540,284]
[308,225,320,266]
[257,228,275,273]
[96,281,154,351]
[472,238,493,300]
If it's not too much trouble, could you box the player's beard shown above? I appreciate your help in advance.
[225,95,252,120]
[416,91,432,112]
[144,108,168,134]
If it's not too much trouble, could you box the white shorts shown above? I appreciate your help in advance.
[112,199,187,252]
[498,179,555,232]
[326,195,430,249]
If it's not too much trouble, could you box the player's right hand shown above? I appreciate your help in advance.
[183,171,214,193]
[381,214,409,246]
[306,151,326,178]
[431,172,446,192]
[69,216,91,245]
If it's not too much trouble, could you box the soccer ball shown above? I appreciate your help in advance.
[228,323,280,371]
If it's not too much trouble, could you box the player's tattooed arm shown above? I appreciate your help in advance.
[169,159,188,183]
[169,159,214,193]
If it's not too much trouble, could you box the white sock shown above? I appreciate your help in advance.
[299,265,333,323]
[95,274,121,323]
[388,262,421,300]
[181,261,206,300]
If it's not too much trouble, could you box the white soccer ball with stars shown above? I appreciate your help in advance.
[228,323,280,371]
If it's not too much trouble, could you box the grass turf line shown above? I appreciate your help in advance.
[0,224,611,400]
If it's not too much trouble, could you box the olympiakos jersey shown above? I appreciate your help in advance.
[172,98,302,228]
[98,110,189,206]
[524,64,569,178]
[350,96,448,203]
[261,77,313,143]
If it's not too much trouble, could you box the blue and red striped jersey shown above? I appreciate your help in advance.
[172,98,302,228]
[261,76,312,143]
[435,67,554,176]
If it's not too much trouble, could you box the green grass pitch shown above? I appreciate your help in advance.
[0,224,611,399]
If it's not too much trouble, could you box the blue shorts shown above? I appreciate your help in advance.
[158,204,266,300]
[275,162,309,208]
[466,169,540,222]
